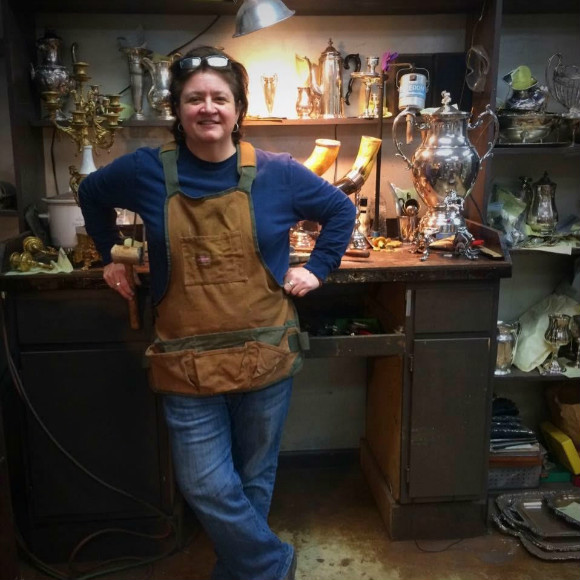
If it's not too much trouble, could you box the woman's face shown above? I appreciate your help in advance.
[177,69,240,150]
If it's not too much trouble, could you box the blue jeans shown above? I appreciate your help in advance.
[163,378,294,580]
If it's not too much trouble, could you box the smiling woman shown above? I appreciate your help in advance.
[78,45,355,580]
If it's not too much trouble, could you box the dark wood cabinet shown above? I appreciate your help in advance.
[2,287,175,562]
[363,279,500,539]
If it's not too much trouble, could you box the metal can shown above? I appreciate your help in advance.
[398,71,429,110]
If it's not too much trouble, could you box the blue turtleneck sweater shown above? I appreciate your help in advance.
[78,142,356,304]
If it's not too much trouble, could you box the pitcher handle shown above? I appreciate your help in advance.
[392,107,417,169]
[343,53,361,106]
[545,53,562,101]
[468,104,499,164]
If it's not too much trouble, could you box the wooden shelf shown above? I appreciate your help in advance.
[32,117,392,128]
[13,0,580,16]
[12,0,488,16]
[494,144,580,157]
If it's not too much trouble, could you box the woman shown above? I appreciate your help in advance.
[79,45,355,580]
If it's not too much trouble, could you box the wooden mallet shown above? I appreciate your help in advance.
[110,243,143,330]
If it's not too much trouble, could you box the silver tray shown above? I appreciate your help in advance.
[496,490,580,539]
[493,512,580,560]
[546,491,580,528]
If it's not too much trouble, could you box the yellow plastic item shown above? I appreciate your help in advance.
[540,421,580,475]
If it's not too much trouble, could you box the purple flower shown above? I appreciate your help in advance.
[381,51,399,73]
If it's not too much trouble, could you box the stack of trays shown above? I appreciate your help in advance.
[493,489,580,560]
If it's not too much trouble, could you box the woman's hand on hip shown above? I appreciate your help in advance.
[103,261,138,300]
[283,267,321,297]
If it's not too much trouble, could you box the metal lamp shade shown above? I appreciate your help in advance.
[233,0,295,37]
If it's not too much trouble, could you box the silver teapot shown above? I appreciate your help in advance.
[495,321,521,376]
[393,90,499,259]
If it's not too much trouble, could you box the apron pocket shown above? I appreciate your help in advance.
[181,231,248,286]
[145,340,290,396]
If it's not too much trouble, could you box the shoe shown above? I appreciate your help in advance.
[283,552,297,580]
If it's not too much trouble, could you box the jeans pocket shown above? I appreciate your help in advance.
[180,231,248,286]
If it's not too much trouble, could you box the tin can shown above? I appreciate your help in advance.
[398,72,428,110]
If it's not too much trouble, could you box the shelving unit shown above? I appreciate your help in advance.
[0,0,578,555]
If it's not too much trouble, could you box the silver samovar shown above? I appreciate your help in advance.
[392,91,499,260]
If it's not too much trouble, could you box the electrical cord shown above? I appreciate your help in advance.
[414,538,465,552]
[0,292,181,579]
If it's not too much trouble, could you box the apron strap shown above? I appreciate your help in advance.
[160,141,180,198]
[159,140,257,197]
[237,141,257,193]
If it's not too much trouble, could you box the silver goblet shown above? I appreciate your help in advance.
[541,313,571,375]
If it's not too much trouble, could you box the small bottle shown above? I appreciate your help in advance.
[358,196,369,236]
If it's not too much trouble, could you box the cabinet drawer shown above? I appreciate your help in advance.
[15,289,152,345]
[413,282,497,334]
[306,333,405,358]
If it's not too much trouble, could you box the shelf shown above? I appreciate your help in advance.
[494,144,580,156]
[13,0,580,15]
[509,246,580,256]
[13,0,489,16]
[494,367,580,382]
[32,117,391,128]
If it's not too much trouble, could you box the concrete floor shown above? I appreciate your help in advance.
[19,453,579,580]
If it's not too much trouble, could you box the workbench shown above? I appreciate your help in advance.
[0,227,511,557]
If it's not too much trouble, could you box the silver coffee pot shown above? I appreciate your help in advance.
[393,90,499,260]
[317,39,345,118]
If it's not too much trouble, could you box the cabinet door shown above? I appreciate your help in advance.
[407,337,490,500]
[19,346,170,521]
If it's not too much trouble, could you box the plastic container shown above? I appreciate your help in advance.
[488,464,542,490]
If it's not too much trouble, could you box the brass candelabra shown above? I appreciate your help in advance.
[42,60,123,153]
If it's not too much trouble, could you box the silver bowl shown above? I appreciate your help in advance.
[498,112,560,143]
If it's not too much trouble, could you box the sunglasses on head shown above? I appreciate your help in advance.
[179,55,230,70]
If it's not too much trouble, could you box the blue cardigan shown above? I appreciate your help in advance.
[78,143,356,304]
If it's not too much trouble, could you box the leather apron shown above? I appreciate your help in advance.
[145,141,305,396]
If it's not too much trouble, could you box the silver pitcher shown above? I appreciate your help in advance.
[121,46,152,120]
[30,30,73,119]
[546,53,580,118]
[495,321,521,376]
[526,171,558,235]
[142,54,180,120]
[392,90,499,260]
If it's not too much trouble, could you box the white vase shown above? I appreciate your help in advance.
[79,144,97,176]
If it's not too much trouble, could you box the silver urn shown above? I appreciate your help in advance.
[393,90,499,259]
[30,30,72,119]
